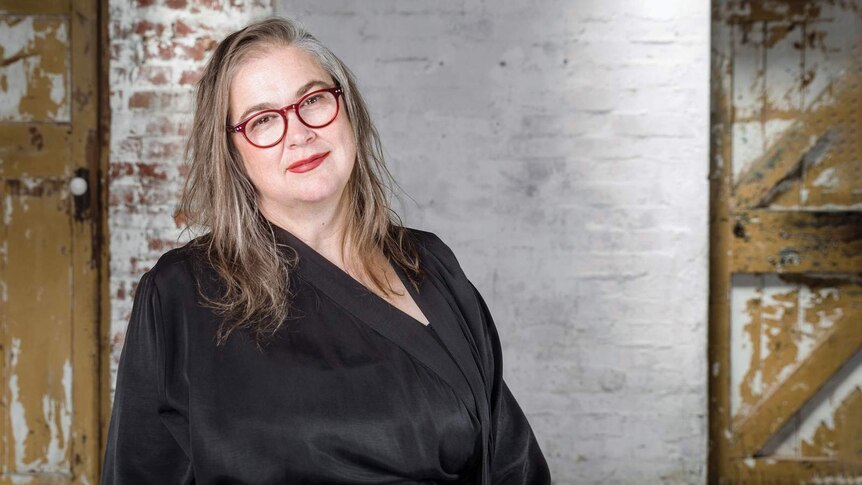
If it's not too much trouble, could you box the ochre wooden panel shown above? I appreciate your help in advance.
[0,123,72,178]
[69,1,101,482]
[800,387,862,462]
[731,298,862,456]
[712,1,862,483]
[731,211,862,273]
[0,0,101,483]
[0,1,69,15]
[1,180,74,475]
[732,69,861,209]
[728,459,862,484]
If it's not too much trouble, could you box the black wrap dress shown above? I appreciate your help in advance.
[101,225,551,484]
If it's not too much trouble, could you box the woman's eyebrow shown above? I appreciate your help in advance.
[237,102,276,123]
[295,79,329,98]
[235,80,331,123]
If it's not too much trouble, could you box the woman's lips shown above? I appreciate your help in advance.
[287,151,330,173]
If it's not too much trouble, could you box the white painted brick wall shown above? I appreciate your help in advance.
[108,1,710,483]
[108,0,272,390]
[279,1,710,483]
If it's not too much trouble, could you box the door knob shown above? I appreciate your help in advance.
[70,176,88,196]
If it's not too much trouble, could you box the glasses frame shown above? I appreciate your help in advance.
[226,86,344,148]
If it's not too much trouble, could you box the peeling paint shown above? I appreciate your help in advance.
[811,167,838,189]
[8,338,35,471]
[4,193,12,224]
[0,17,70,122]
[41,359,72,469]
[716,0,862,481]
[731,275,851,419]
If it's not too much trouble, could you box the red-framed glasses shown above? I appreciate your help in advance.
[226,86,344,148]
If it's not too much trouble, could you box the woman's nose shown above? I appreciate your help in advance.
[285,110,315,147]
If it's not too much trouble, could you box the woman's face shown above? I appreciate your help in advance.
[228,45,356,219]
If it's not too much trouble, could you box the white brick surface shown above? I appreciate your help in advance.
[277,1,710,483]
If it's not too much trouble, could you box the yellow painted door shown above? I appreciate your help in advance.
[711,1,862,483]
[0,1,101,484]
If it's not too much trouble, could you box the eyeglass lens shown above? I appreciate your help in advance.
[245,90,339,147]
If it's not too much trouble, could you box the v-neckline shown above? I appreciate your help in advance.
[269,223,493,484]
[270,222,477,413]
[271,224,433,330]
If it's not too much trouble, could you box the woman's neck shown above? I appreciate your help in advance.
[261,192,354,270]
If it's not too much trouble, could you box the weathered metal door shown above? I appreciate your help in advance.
[0,1,101,484]
[711,1,862,483]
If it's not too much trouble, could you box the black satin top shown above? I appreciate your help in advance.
[101,226,551,485]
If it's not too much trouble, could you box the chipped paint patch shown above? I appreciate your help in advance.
[0,16,70,122]
[796,352,862,460]
[41,359,72,468]
[808,474,862,484]
[4,193,12,224]
[8,338,35,471]
[811,167,838,189]
[731,274,760,416]
[731,275,849,419]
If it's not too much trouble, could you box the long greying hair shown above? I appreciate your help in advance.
[179,17,420,348]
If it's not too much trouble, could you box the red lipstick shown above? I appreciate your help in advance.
[287,151,329,173]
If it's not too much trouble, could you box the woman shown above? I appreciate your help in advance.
[102,17,550,485]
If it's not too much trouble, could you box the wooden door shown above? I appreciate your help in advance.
[710,1,862,483]
[0,1,102,483]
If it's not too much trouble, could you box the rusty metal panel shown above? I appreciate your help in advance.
[0,16,70,123]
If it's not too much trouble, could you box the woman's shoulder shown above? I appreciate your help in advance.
[142,236,214,291]
[401,227,466,277]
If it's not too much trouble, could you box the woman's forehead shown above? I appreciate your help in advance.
[231,45,330,96]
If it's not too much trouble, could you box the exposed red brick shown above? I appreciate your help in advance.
[141,116,180,136]
[179,69,200,85]
[181,36,217,61]
[136,162,169,180]
[191,0,223,11]
[175,19,193,37]
[118,137,142,157]
[135,0,156,6]
[148,238,168,251]
[137,66,171,85]
[166,0,188,9]
[109,162,136,180]
[128,91,155,109]
[133,20,165,37]
[156,43,174,61]
[133,20,151,35]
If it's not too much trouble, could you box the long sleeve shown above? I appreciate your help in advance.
[475,284,552,485]
[101,272,193,484]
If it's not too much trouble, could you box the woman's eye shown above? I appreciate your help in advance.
[302,95,322,107]
[252,115,273,128]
